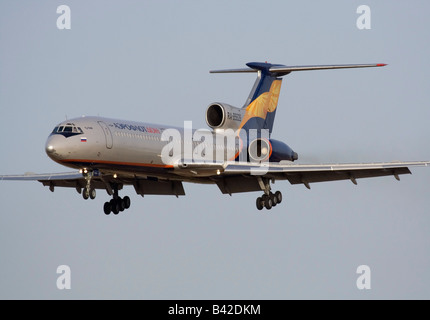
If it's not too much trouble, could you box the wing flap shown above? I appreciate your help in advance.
[133,179,185,196]
[284,167,411,185]
[214,176,262,195]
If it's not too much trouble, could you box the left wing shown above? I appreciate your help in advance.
[174,160,430,194]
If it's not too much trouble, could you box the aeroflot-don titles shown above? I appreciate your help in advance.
[112,122,162,134]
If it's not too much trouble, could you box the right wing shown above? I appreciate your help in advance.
[0,172,83,183]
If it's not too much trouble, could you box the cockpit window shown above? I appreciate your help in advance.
[51,123,84,137]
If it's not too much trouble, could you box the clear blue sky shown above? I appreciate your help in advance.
[1,0,430,299]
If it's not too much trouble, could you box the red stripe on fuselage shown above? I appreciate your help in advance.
[59,159,173,168]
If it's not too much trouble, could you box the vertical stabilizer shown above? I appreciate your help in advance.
[210,62,386,136]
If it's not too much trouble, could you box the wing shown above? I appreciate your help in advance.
[0,171,185,197]
[0,172,83,183]
[3,160,429,196]
[174,161,430,194]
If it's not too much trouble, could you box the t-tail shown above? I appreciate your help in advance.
[210,62,387,136]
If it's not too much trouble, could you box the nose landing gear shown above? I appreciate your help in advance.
[82,170,97,200]
[82,188,96,200]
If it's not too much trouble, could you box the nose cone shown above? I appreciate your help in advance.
[45,135,66,161]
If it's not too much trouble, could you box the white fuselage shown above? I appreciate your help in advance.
[45,116,239,179]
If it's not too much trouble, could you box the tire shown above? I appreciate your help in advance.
[90,188,96,200]
[103,202,111,215]
[110,199,119,215]
[123,196,131,209]
[256,197,264,210]
[264,197,273,210]
[118,197,125,212]
[275,191,282,204]
[270,193,278,206]
[82,189,90,200]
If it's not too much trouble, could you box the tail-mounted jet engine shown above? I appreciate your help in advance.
[248,138,298,162]
[206,103,246,131]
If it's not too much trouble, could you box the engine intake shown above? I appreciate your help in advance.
[206,103,245,131]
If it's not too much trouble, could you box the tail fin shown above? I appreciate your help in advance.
[210,62,386,136]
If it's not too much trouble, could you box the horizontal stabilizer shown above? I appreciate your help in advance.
[210,63,387,76]
[269,63,387,74]
[210,68,257,73]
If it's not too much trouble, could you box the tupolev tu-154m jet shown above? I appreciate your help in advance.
[1,62,429,215]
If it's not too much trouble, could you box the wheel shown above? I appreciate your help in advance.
[270,193,278,206]
[275,191,282,204]
[256,197,264,210]
[110,199,119,215]
[118,197,125,212]
[90,188,96,200]
[103,202,111,215]
[264,197,273,210]
[123,196,131,209]
[82,189,90,200]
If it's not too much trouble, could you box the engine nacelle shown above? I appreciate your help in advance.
[206,102,246,131]
[248,138,298,162]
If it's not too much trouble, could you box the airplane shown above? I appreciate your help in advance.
[1,62,429,215]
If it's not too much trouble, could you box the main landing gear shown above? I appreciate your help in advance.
[255,177,282,211]
[256,191,282,210]
[102,184,131,215]
[103,195,131,215]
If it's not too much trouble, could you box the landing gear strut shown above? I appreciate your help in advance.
[82,188,96,200]
[103,185,131,215]
[255,178,282,211]
[82,171,96,200]
[80,170,131,215]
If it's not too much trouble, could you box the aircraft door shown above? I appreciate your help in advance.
[97,121,113,149]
